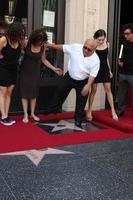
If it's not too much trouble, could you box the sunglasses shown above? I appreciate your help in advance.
[83,46,93,52]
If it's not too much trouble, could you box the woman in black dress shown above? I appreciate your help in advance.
[20,29,62,123]
[0,22,26,126]
[86,29,118,121]
[0,20,8,59]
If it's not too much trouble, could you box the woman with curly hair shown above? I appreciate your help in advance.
[0,22,26,126]
[20,28,62,123]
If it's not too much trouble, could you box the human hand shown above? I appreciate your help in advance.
[0,54,3,59]
[54,68,63,76]
[45,42,55,48]
[81,84,89,96]
[118,59,123,67]
[109,71,113,78]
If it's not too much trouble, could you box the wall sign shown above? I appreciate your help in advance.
[47,31,53,43]
[43,10,55,27]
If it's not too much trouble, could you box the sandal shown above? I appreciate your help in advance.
[22,118,29,123]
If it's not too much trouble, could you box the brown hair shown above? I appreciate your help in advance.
[28,28,48,46]
[6,22,26,43]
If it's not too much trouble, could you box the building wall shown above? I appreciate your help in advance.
[63,0,109,111]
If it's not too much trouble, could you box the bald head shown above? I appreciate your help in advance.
[83,39,97,57]
[85,39,97,49]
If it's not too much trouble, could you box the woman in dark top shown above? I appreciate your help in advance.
[20,29,62,123]
[0,20,8,59]
[86,29,118,121]
[0,22,26,126]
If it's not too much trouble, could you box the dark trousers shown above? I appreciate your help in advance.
[117,73,133,112]
[50,72,88,123]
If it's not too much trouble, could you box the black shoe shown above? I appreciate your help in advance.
[1,117,13,126]
[7,117,16,124]
[116,110,124,117]
[75,121,82,128]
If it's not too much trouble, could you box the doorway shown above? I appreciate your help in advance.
[120,0,133,26]
[107,0,133,102]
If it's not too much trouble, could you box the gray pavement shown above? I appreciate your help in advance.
[0,137,132,200]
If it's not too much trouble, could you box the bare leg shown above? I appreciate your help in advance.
[22,98,29,123]
[86,84,97,121]
[0,86,8,119]
[30,98,40,121]
[5,85,15,117]
[103,82,118,120]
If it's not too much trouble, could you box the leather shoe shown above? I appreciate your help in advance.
[75,121,82,128]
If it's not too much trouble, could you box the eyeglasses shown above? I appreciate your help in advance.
[83,46,93,52]
[123,32,131,35]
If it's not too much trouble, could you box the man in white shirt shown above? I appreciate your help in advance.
[47,39,100,127]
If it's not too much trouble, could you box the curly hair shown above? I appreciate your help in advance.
[6,22,26,43]
[28,28,48,46]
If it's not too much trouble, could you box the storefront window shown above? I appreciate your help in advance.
[0,0,28,34]
[41,0,57,78]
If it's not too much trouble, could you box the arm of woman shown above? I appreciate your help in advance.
[0,36,7,58]
[41,49,63,76]
[0,36,7,50]
[46,43,63,51]
[107,57,113,78]
[107,42,113,78]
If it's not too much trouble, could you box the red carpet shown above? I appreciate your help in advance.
[92,107,133,133]
[0,112,133,153]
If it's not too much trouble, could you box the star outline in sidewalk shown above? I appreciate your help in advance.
[0,148,74,166]
[36,119,86,133]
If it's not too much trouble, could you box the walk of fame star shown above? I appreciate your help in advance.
[0,148,74,166]
[35,119,86,133]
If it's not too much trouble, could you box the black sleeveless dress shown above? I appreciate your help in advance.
[20,45,42,99]
[94,47,111,83]
[0,41,21,86]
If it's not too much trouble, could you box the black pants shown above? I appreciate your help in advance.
[50,72,88,123]
[117,73,133,112]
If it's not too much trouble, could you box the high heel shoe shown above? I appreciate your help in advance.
[86,113,93,121]
[112,114,118,121]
